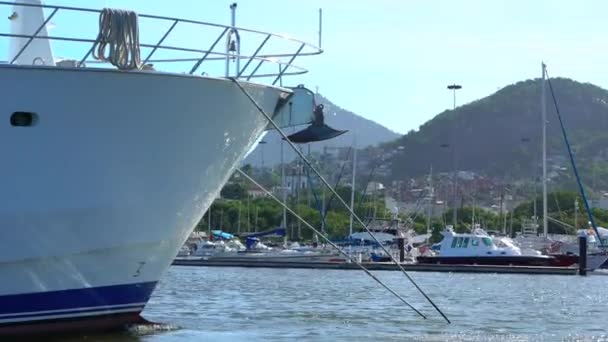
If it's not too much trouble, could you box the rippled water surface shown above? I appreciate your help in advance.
[72,266,608,341]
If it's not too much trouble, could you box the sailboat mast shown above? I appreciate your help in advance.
[281,139,287,245]
[541,62,548,237]
[426,166,433,236]
[349,140,357,236]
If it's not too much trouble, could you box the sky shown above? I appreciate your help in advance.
[7,0,608,134]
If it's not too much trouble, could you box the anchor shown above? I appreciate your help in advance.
[285,103,347,143]
[271,85,347,144]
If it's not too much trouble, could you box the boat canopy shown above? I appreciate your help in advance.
[211,230,234,240]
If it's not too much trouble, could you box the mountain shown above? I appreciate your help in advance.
[384,78,608,187]
[244,94,400,166]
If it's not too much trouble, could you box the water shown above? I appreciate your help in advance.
[66,267,608,341]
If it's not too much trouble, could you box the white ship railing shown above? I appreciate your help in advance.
[0,1,322,84]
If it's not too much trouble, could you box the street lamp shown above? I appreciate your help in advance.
[440,143,457,228]
[258,140,267,168]
[521,137,537,220]
[447,84,462,110]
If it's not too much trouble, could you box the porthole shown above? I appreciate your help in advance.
[10,112,38,127]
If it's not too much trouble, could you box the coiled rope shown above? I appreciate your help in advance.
[92,8,142,70]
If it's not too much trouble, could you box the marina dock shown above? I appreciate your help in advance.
[172,258,578,275]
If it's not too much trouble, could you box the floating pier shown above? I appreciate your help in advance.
[172,258,578,275]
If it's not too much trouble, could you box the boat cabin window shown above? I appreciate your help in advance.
[456,237,463,248]
[450,237,473,248]
[471,238,479,247]
[482,237,493,246]
[495,240,508,248]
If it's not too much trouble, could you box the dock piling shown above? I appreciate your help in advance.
[397,238,405,263]
[579,235,587,276]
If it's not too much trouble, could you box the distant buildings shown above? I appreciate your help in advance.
[247,189,268,199]
[365,181,384,194]
[590,196,608,210]
[285,173,308,195]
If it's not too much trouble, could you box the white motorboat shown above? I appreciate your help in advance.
[417,226,577,267]
[0,1,328,335]
[346,217,426,262]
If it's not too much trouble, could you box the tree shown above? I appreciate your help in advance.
[220,182,247,200]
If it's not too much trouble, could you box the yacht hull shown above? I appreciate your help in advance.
[0,65,287,334]
[416,255,577,267]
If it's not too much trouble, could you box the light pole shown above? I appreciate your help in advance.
[521,137,537,221]
[280,138,287,245]
[575,198,579,230]
[258,140,267,169]
[446,84,462,229]
[447,84,462,110]
[207,203,211,236]
[237,201,241,234]
[440,142,457,228]
[246,193,251,231]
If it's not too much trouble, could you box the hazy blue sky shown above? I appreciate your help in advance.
[10,1,608,133]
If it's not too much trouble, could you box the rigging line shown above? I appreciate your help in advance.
[553,194,562,215]
[544,69,603,244]
[304,166,322,213]
[306,173,332,234]
[552,191,564,221]
[323,147,352,213]
[406,189,430,221]
[354,154,376,202]
[358,158,381,218]
[231,78,450,324]
[391,188,428,230]
[235,168,427,320]
[399,202,424,235]
[304,149,350,230]
[547,216,575,231]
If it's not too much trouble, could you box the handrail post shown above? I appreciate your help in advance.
[235,31,241,78]
[225,3,237,77]
[318,8,322,49]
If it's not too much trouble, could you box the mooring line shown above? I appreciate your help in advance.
[235,168,427,320]
[231,78,450,324]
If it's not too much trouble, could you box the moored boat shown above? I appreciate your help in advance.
[416,227,577,267]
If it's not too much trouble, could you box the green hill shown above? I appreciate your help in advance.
[385,78,608,189]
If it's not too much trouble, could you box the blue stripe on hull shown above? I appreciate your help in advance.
[0,304,144,320]
[0,282,157,317]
